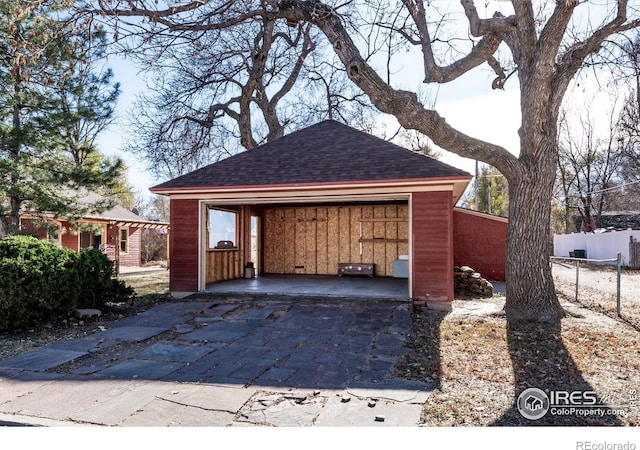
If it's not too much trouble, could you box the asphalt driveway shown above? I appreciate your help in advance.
[0,295,432,426]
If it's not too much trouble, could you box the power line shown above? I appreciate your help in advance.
[563,178,640,198]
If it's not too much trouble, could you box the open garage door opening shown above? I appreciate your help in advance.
[205,201,410,300]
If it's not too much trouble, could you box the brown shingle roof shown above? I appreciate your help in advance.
[151,120,470,191]
[76,192,169,228]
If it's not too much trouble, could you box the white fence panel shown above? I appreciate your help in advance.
[553,233,586,257]
[553,229,640,266]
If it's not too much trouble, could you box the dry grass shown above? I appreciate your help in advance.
[120,272,170,297]
[395,296,640,426]
[552,262,640,330]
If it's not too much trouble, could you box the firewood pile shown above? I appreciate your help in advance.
[454,265,493,298]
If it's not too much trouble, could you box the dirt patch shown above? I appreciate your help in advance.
[552,261,640,329]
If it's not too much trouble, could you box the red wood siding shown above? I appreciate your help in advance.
[411,191,453,306]
[105,225,117,261]
[20,219,47,239]
[170,198,200,292]
[60,222,78,251]
[453,209,507,281]
[119,226,141,267]
[15,219,143,267]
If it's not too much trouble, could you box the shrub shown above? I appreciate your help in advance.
[0,236,135,331]
[0,235,78,330]
[75,248,134,309]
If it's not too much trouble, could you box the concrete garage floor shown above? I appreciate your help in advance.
[206,274,409,301]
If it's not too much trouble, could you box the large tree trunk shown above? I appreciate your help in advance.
[505,151,565,321]
[0,218,8,239]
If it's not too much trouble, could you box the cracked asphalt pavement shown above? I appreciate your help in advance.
[0,295,432,427]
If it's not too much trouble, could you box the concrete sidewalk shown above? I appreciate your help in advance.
[0,295,433,427]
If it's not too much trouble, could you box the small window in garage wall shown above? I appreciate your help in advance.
[120,228,129,253]
[208,208,237,249]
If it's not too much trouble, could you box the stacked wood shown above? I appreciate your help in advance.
[454,265,493,298]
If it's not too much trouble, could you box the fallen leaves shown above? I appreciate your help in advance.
[394,297,640,426]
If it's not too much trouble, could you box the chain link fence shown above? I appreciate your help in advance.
[551,254,640,329]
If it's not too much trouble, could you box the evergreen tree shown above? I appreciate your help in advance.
[470,165,509,217]
[0,0,123,237]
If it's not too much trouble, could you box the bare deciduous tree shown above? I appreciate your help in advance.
[617,34,640,207]
[104,7,375,179]
[555,100,627,233]
[89,1,640,322]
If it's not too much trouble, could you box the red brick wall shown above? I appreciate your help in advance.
[453,208,507,281]
[411,191,454,306]
[170,198,200,292]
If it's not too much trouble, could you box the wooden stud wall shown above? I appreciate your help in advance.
[207,250,240,283]
[263,204,408,277]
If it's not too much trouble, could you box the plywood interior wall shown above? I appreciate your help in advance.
[263,204,408,277]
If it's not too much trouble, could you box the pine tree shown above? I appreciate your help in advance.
[0,0,123,237]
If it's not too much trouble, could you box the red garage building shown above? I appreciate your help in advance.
[151,120,506,310]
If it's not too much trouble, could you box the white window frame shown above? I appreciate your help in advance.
[119,227,129,254]
[207,207,238,249]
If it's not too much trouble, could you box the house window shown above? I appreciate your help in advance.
[208,209,237,249]
[79,224,103,250]
[120,228,129,253]
[46,224,60,244]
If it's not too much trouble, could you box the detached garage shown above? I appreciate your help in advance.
[151,120,494,311]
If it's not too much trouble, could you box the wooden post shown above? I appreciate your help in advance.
[166,226,170,269]
[114,224,120,277]
[630,236,640,270]
[617,252,622,317]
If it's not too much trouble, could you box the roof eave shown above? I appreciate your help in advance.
[150,175,471,195]
[151,176,472,206]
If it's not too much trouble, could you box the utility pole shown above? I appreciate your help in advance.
[487,176,492,215]
[474,160,479,211]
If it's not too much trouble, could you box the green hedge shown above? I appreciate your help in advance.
[0,235,134,331]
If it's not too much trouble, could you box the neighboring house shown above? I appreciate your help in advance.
[18,192,169,271]
[574,211,640,232]
[151,120,506,311]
